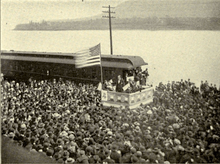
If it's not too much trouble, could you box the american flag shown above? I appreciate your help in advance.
[75,44,101,68]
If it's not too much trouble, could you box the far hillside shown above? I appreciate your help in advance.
[14,0,220,31]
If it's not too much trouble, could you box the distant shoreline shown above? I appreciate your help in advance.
[14,17,220,31]
[13,29,220,31]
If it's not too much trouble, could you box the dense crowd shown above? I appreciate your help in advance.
[1,76,220,163]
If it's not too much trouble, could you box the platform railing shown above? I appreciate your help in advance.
[101,86,154,109]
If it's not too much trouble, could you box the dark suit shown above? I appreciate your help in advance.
[116,79,125,92]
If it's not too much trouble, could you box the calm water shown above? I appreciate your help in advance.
[1,29,220,87]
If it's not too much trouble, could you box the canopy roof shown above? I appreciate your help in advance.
[101,55,147,69]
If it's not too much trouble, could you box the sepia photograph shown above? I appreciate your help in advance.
[1,0,220,163]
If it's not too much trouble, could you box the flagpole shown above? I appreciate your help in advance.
[99,43,103,88]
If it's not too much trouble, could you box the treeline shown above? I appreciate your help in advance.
[14,17,220,31]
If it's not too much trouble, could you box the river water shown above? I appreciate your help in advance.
[1,29,220,87]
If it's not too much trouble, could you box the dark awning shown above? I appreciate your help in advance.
[101,54,147,69]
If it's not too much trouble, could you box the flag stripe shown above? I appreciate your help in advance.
[76,56,100,61]
[76,59,100,66]
[75,44,101,68]
[75,58,100,64]
[76,62,100,68]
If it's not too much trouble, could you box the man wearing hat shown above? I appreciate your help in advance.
[131,155,139,163]
[90,155,101,163]
[102,149,115,163]
[120,147,135,163]
[65,157,75,164]
[46,148,54,158]
[135,151,146,163]
[110,144,121,163]
[76,150,89,164]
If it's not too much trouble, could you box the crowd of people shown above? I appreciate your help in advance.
[1,75,220,163]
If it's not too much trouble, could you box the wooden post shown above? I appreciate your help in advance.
[109,5,113,55]
[100,43,104,85]
[102,5,115,55]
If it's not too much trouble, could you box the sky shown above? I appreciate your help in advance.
[3,0,111,1]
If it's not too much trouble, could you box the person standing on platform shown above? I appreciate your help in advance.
[200,81,205,93]
[116,75,125,92]
[142,68,149,85]
[143,68,149,77]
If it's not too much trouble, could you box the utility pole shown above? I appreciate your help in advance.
[102,5,115,55]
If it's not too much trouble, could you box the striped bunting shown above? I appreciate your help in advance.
[124,96,128,102]
[117,96,121,102]
[110,94,114,100]
[75,44,101,68]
